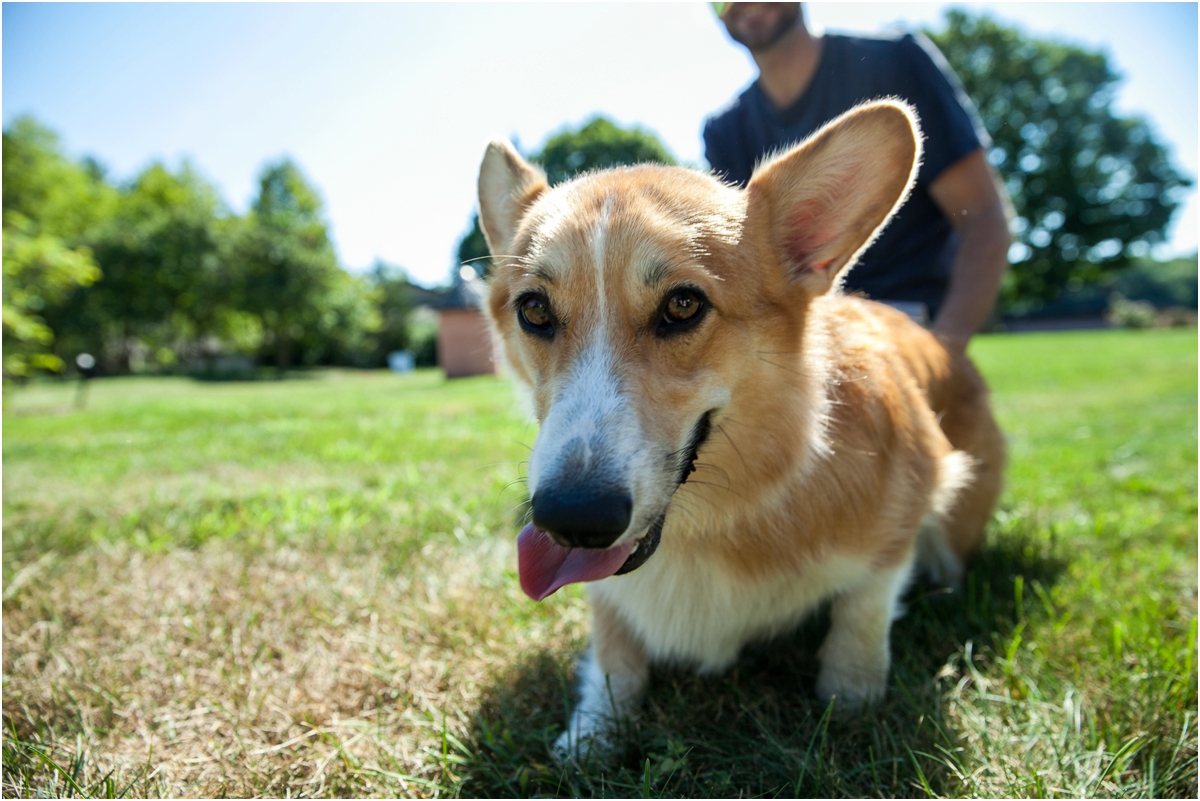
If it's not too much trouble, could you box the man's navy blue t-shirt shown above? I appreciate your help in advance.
[703,32,988,317]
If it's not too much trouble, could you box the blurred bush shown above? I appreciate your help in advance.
[1107,295,1157,329]
[407,307,439,368]
[999,254,1197,322]
[1109,254,1198,310]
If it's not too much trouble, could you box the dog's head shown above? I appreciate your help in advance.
[477,101,921,600]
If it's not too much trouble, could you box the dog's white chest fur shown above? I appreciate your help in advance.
[590,548,874,671]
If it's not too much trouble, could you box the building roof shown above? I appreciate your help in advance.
[428,277,486,311]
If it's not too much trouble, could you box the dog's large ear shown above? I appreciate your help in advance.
[477,141,548,260]
[747,100,922,296]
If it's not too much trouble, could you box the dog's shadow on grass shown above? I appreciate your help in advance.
[458,531,1066,797]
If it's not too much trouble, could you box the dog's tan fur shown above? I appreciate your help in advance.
[477,101,1005,758]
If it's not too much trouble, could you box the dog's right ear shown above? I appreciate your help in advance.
[746,100,922,297]
[477,141,549,260]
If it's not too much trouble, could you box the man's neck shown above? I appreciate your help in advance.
[753,24,824,110]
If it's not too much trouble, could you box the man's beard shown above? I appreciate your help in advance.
[727,5,802,53]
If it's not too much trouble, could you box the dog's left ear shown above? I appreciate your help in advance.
[746,100,922,296]
[478,141,549,261]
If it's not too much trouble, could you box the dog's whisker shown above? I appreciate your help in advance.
[755,356,807,377]
[682,480,745,501]
[500,478,530,494]
[691,469,735,498]
[662,501,702,529]
[667,495,719,524]
[691,457,735,485]
[506,499,533,516]
[714,422,749,473]
[711,414,752,431]
[467,461,527,475]
[677,476,745,504]
[459,255,500,266]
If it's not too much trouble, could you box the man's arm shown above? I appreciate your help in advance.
[928,147,1013,353]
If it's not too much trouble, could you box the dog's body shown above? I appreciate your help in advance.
[476,101,1005,758]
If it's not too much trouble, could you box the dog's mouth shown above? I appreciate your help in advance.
[516,411,714,601]
[516,515,664,601]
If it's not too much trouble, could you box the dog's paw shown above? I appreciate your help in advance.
[814,663,887,710]
[551,712,621,765]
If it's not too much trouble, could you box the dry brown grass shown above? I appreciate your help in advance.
[3,537,586,797]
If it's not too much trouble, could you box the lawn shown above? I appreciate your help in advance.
[3,328,1196,798]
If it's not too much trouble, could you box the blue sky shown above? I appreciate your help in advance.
[4,2,1196,287]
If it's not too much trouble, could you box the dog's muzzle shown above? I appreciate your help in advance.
[516,410,717,600]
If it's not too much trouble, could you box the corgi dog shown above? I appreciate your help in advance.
[475,100,1005,759]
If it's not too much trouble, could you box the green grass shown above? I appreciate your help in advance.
[3,329,1196,798]
[3,370,536,576]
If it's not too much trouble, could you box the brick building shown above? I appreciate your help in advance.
[433,279,497,378]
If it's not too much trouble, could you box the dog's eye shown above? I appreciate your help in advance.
[517,294,553,335]
[658,288,707,333]
[665,291,701,322]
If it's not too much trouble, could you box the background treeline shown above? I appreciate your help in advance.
[3,10,1194,380]
[2,119,433,379]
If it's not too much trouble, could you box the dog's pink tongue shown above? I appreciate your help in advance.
[516,524,637,601]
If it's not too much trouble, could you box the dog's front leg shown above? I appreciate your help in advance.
[553,593,648,762]
[815,555,914,708]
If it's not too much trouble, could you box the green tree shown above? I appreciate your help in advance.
[2,117,114,377]
[237,159,375,369]
[290,267,380,367]
[367,260,415,360]
[456,117,676,277]
[57,161,234,371]
[927,10,1191,311]
[535,116,677,186]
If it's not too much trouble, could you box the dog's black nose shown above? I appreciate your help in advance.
[531,487,632,549]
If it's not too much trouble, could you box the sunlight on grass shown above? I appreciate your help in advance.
[3,331,1196,798]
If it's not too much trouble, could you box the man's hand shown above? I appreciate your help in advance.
[928,148,1012,353]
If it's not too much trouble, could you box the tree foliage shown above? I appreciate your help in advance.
[2,118,112,377]
[928,10,1192,310]
[235,159,377,369]
[2,117,115,240]
[65,162,233,370]
[534,116,677,187]
[457,117,676,277]
[3,117,394,378]
[368,260,415,357]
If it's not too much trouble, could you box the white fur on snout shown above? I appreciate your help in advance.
[527,337,662,541]
[527,338,624,486]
